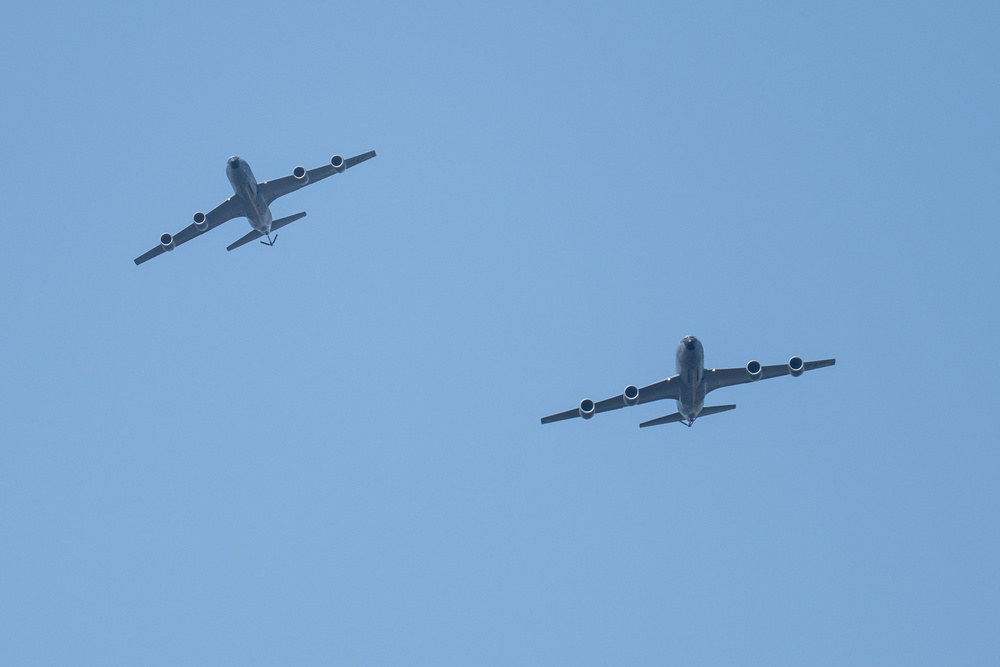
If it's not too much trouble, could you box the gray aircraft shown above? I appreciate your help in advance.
[541,335,835,428]
[134,150,376,265]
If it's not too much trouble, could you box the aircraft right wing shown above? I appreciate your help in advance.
[704,358,836,392]
[134,195,245,265]
[541,375,682,424]
[258,150,377,205]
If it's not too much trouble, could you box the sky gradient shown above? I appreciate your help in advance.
[1,1,998,664]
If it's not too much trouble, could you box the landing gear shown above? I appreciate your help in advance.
[260,233,278,246]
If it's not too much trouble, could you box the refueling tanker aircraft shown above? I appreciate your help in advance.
[541,335,835,428]
[134,150,376,265]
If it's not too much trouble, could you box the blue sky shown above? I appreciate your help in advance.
[1,1,998,664]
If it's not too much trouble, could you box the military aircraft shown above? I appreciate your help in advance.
[134,150,376,265]
[541,335,835,428]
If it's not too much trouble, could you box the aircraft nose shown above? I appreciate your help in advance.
[228,157,240,169]
[683,337,696,351]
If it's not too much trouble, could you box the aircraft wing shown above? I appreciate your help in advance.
[134,195,245,265]
[258,150,377,205]
[705,358,836,392]
[541,375,682,424]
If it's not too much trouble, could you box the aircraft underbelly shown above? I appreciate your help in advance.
[678,382,705,419]
[674,362,704,418]
[245,191,272,233]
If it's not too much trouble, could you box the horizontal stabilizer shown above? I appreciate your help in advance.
[638,412,686,428]
[698,404,737,418]
[639,404,736,428]
[270,211,307,232]
[226,212,307,251]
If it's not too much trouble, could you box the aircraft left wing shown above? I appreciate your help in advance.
[705,358,836,392]
[541,375,683,424]
[258,150,377,205]
[134,195,244,265]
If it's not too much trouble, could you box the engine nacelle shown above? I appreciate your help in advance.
[746,360,762,381]
[579,398,596,420]
[330,154,346,173]
[293,165,309,184]
[193,211,209,232]
[788,356,805,377]
[623,385,639,407]
[160,232,175,251]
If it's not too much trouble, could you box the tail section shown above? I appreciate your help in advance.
[639,404,736,428]
[270,211,308,232]
[227,212,307,251]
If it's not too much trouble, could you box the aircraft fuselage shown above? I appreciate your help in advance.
[227,156,272,233]
[676,335,706,422]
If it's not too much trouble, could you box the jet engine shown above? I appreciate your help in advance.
[788,356,805,377]
[623,385,639,407]
[579,398,596,420]
[330,154,346,173]
[293,165,309,184]
[160,233,175,251]
[193,211,209,232]
[746,360,762,381]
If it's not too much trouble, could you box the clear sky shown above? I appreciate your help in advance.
[1,1,998,664]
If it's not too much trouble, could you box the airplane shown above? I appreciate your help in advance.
[541,335,835,428]
[134,150,376,265]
